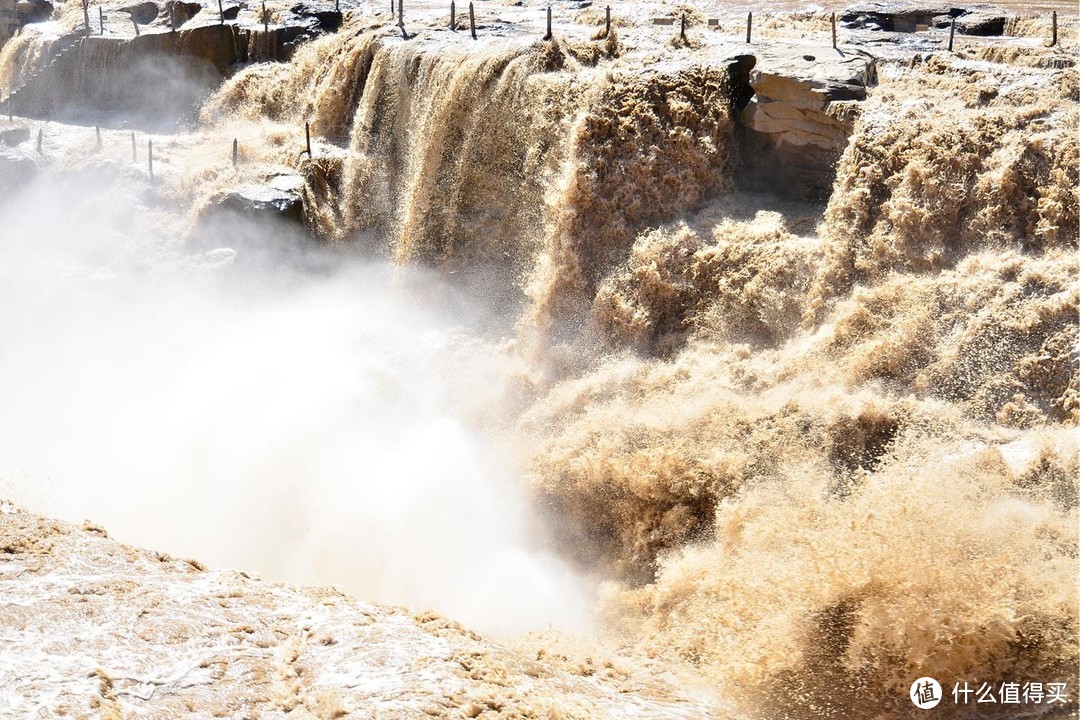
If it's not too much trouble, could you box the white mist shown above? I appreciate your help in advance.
[0,170,589,636]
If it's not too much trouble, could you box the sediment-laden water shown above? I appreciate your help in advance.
[0,2,1076,718]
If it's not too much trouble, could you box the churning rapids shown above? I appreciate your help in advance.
[0,0,1077,718]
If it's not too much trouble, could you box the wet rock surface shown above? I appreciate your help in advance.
[842,3,1008,35]
[0,502,718,719]
[222,172,306,223]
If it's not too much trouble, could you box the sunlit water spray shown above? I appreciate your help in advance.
[0,174,590,637]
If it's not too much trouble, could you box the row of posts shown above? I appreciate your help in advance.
[25,122,319,174]
[71,0,1061,49]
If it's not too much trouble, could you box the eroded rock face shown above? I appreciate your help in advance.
[737,45,876,199]
[165,0,203,26]
[0,502,717,719]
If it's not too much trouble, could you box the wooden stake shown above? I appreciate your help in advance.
[450,0,456,31]
[305,122,311,157]
[604,5,610,38]
[148,139,154,180]
[232,138,238,166]
[99,7,104,34]
[218,0,224,24]
[831,12,836,48]
[680,12,686,41]
[131,131,136,161]
[544,5,552,40]
[746,12,752,43]
[262,1,268,32]
[948,16,955,51]
[1051,11,1057,47]
[469,2,476,39]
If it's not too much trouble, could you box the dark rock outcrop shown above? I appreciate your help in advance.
[841,4,1007,37]
[120,1,159,25]
[289,2,342,31]
[221,173,306,224]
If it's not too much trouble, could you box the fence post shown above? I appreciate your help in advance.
[95,125,101,148]
[450,1,456,31]
[99,7,104,34]
[82,0,90,36]
[831,12,836,48]
[36,128,42,153]
[131,131,136,161]
[469,2,476,39]
[604,5,610,37]
[680,12,686,41]
[948,16,955,51]
[218,0,224,24]
[233,138,238,166]
[262,1,268,32]
[398,0,403,26]
[305,122,311,157]
[1051,11,1057,46]
[544,5,552,40]
[746,12,752,43]
[148,139,154,180]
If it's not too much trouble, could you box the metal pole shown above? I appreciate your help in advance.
[746,12,752,43]
[469,2,476,39]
